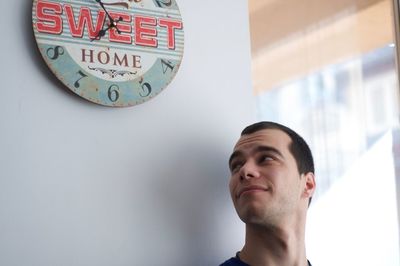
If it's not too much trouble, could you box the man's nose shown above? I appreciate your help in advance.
[239,161,261,180]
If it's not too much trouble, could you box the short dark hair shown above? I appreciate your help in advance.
[241,121,314,175]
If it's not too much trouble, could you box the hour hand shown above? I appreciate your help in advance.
[91,17,123,41]
[91,26,110,41]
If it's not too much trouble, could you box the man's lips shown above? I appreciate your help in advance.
[237,185,269,198]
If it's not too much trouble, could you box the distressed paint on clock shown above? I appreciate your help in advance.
[32,0,184,107]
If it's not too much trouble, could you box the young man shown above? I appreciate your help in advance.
[221,121,316,266]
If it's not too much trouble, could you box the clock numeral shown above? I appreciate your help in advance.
[46,46,64,60]
[139,82,152,97]
[74,71,88,88]
[108,85,120,102]
[155,0,172,7]
[161,59,175,74]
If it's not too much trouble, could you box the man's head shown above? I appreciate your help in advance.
[228,121,316,226]
[241,122,314,176]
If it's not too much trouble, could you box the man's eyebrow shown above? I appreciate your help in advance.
[228,145,284,166]
[228,150,243,167]
[255,145,284,158]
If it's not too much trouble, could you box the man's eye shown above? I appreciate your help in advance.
[260,155,274,162]
[230,162,243,172]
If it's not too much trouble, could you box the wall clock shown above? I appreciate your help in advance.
[32,0,184,107]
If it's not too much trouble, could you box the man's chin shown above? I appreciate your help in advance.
[236,204,269,224]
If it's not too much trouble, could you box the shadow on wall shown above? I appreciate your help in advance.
[153,140,232,265]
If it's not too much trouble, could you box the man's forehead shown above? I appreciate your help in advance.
[234,129,291,150]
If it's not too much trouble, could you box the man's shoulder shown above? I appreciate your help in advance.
[219,256,249,266]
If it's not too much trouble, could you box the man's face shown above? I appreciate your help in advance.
[228,129,312,225]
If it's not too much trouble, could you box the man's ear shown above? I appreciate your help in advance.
[302,172,316,199]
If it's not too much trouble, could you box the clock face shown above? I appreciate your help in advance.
[32,0,184,107]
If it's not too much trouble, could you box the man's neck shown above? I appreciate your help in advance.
[239,222,308,266]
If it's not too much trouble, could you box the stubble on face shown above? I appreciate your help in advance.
[229,129,304,226]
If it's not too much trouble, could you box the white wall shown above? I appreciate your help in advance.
[0,1,254,265]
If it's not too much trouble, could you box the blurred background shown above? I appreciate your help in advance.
[248,0,400,265]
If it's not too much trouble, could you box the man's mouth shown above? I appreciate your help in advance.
[237,185,268,198]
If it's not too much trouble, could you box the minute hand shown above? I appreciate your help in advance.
[95,0,122,34]
[95,0,114,22]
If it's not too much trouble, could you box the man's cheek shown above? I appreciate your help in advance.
[228,179,236,199]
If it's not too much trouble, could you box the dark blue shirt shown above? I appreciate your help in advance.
[219,256,248,266]
[220,253,312,266]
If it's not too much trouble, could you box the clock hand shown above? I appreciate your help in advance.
[91,26,110,41]
[91,16,124,41]
[111,16,123,34]
[95,0,123,33]
[95,0,114,22]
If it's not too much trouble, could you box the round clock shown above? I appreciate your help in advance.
[32,0,184,107]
